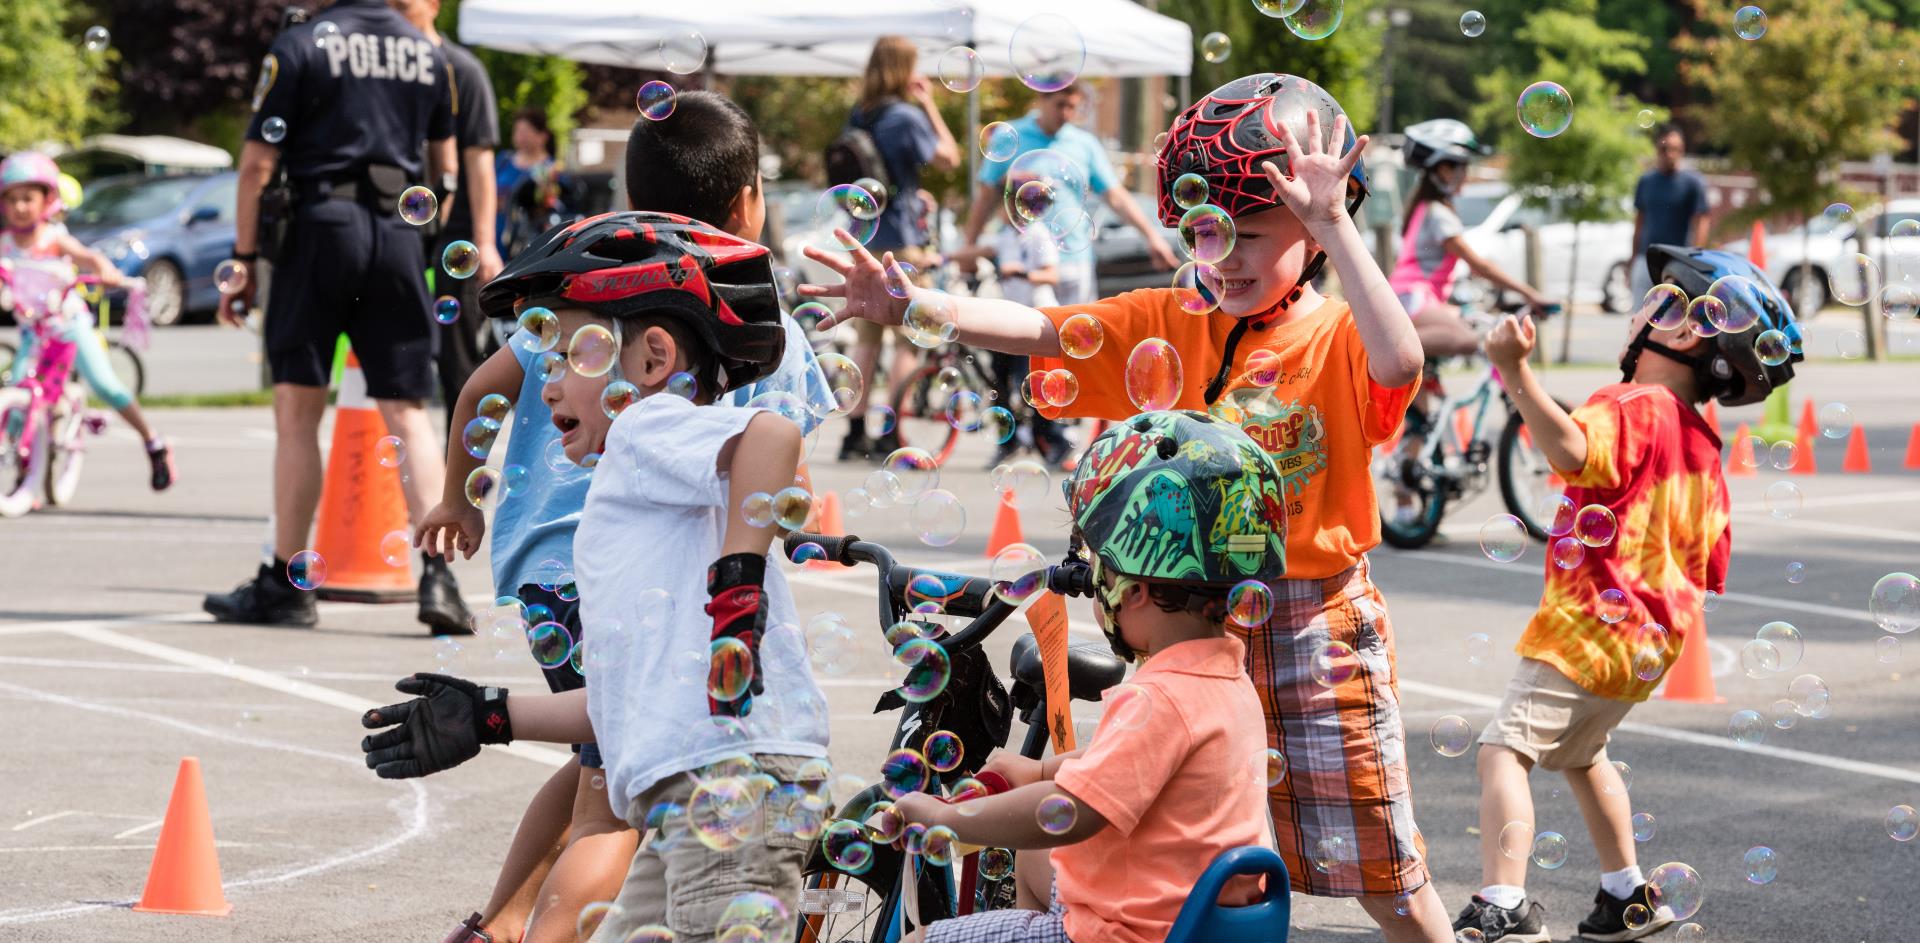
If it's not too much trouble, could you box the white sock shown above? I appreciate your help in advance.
[1479,884,1526,910]
[1600,865,1645,899]
[145,436,165,450]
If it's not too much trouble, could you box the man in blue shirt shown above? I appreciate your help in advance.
[1630,124,1712,302]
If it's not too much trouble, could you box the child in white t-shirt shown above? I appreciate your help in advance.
[359,213,829,943]
[991,220,1062,308]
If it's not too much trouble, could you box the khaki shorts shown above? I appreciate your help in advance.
[591,754,819,943]
[1477,658,1635,771]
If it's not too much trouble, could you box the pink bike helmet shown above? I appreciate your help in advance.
[0,152,66,220]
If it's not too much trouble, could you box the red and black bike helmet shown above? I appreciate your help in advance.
[479,211,786,392]
[1155,73,1370,227]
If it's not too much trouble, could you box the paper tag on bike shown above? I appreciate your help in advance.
[1022,590,1076,754]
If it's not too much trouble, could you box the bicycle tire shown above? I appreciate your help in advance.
[0,388,44,518]
[1373,442,1447,549]
[105,340,145,400]
[43,397,86,507]
[797,783,957,943]
[889,364,962,468]
[1497,399,1575,541]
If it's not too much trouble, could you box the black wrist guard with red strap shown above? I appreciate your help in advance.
[705,552,769,717]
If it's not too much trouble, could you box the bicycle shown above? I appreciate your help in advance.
[782,530,1127,943]
[1370,298,1571,549]
[0,264,148,517]
[1,281,147,399]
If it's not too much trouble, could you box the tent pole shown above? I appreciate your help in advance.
[1179,73,1190,110]
[967,84,980,208]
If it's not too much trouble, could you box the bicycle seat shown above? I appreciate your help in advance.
[1164,846,1293,943]
[1009,633,1127,703]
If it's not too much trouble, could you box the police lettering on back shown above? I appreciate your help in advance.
[321,31,437,86]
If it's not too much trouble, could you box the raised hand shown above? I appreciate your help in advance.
[797,230,916,330]
[1259,109,1369,236]
[1485,313,1537,369]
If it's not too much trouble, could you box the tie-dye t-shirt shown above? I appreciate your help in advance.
[1031,290,1417,579]
[1517,384,1731,701]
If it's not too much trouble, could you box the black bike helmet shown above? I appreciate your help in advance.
[479,211,786,392]
[1401,118,1491,170]
[1154,74,1369,404]
[1629,245,1802,406]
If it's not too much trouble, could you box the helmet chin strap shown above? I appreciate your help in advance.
[1202,190,1366,405]
[1619,319,1706,383]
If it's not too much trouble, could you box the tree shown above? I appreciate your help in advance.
[1472,2,1653,361]
[438,1,588,158]
[1680,0,1917,359]
[96,0,283,139]
[0,0,117,151]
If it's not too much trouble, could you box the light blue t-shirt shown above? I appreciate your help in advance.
[489,313,833,594]
[976,112,1120,269]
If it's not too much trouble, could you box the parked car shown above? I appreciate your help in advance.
[1720,199,1920,315]
[1092,190,1180,297]
[1454,182,1638,313]
[56,134,232,183]
[66,173,238,326]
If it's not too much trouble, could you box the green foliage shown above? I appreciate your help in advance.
[0,0,116,151]
[1162,0,1384,131]
[1680,0,1917,227]
[439,0,587,151]
[1471,4,1652,224]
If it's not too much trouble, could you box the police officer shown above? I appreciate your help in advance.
[391,0,504,436]
[206,0,499,632]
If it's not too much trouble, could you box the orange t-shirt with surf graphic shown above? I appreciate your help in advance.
[1032,289,1418,579]
[1517,383,1731,701]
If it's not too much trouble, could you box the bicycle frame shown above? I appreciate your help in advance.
[2,321,79,451]
[1411,363,1508,477]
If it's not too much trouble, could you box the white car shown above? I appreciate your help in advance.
[1452,182,1639,312]
[1719,199,1920,315]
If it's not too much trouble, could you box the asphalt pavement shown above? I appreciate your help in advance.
[0,340,1916,941]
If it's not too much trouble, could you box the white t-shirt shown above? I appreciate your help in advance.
[993,223,1060,308]
[575,394,830,811]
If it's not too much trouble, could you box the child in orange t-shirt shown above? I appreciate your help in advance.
[1451,246,1798,943]
[890,411,1282,943]
[806,74,1451,939]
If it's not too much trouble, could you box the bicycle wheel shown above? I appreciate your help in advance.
[43,397,86,507]
[1372,440,1447,549]
[105,339,145,400]
[797,783,956,943]
[0,388,44,517]
[1497,400,1573,541]
[889,363,964,468]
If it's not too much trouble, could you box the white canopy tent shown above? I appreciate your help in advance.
[457,0,1194,183]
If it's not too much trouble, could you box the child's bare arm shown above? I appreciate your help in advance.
[1486,315,1586,471]
[705,412,804,718]
[1259,113,1423,388]
[503,689,595,742]
[56,233,125,287]
[893,781,1109,849]
[1026,262,1060,287]
[720,412,803,556]
[798,233,1063,357]
[417,346,524,559]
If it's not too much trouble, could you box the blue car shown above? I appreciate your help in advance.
[66,172,237,326]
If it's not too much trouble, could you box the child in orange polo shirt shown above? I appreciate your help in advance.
[806,74,1450,939]
[890,411,1284,943]
[1452,246,1799,943]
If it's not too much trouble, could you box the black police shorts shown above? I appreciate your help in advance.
[266,200,438,400]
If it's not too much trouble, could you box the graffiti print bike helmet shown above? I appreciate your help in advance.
[1629,245,1802,407]
[480,211,786,393]
[1155,73,1369,227]
[1063,410,1289,659]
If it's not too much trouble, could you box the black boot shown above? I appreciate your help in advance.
[418,554,474,636]
[203,560,319,628]
[838,416,873,461]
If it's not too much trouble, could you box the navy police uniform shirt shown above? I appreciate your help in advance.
[245,0,455,181]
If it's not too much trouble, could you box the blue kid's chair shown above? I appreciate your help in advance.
[1163,846,1293,943]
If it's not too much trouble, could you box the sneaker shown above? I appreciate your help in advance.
[870,429,902,460]
[1452,895,1551,943]
[1575,884,1675,941]
[146,439,174,492]
[203,562,318,627]
[837,430,873,461]
[442,912,494,943]
[418,557,474,636]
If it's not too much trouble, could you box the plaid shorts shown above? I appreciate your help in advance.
[1230,557,1430,898]
[924,885,1069,943]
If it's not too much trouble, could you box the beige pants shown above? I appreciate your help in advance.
[1476,658,1635,771]
[591,754,818,943]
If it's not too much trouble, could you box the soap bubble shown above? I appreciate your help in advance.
[1283,0,1345,40]
[261,117,288,144]
[1743,845,1777,884]
[1479,513,1527,563]
[1530,831,1569,869]
[1430,715,1473,757]
[1460,10,1486,36]
[1648,862,1705,920]
[637,80,677,120]
[287,550,327,591]
[1734,4,1768,39]
[1517,82,1573,138]
[398,186,437,225]
[1200,31,1232,63]
[1872,573,1920,634]
[939,45,984,93]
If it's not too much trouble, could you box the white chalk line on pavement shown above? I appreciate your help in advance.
[0,679,433,926]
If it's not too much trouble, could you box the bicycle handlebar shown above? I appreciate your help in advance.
[783,530,1093,656]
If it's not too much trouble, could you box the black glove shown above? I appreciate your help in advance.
[705,553,769,717]
[360,673,512,779]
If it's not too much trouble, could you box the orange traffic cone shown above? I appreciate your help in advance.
[986,493,1025,558]
[133,757,232,917]
[1843,425,1872,473]
[1747,219,1767,268]
[1727,422,1756,477]
[312,350,415,602]
[1790,426,1818,475]
[805,492,848,570]
[1905,422,1920,471]
[1796,399,1818,440]
[1661,629,1724,704]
